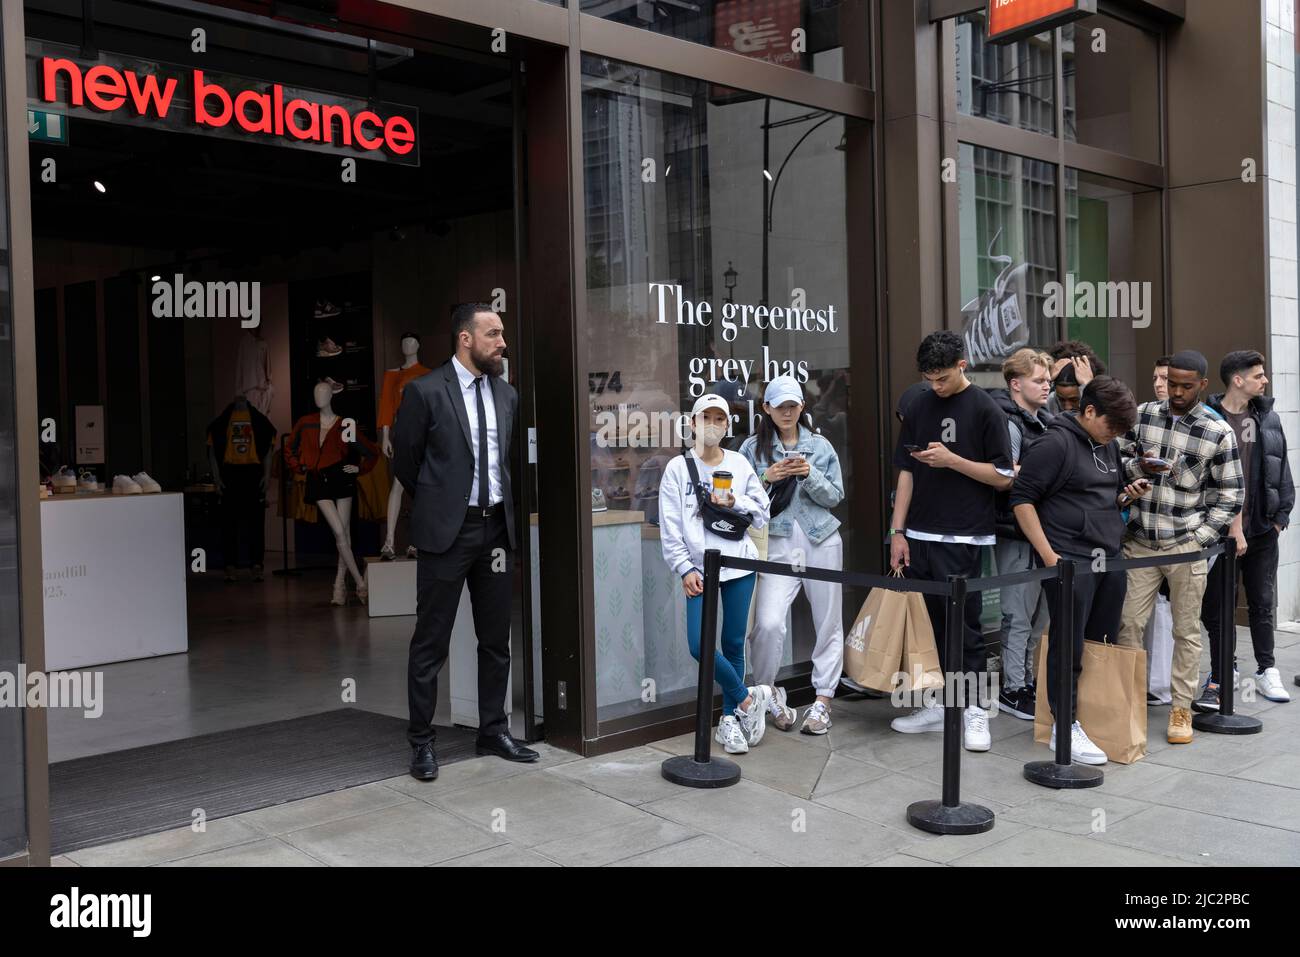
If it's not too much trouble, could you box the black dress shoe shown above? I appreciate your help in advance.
[409,742,439,780]
[475,732,539,763]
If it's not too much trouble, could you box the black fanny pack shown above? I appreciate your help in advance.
[684,452,753,542]
[766,475,797,519]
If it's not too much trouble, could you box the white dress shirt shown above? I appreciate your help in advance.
[451,355,503,506]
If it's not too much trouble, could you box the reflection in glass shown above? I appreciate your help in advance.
[1065,169,1163,390]
[957,143,1057,376]
[580,0,870,85]
[1062,16,1160,162]
[955,11,1054,134]
[581,55,854,722]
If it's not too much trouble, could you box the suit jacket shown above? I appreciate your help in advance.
[391,358,518,553]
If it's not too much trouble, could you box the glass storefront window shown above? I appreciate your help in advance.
[0,10,27,858]
[1064,169,1163,390]
[955,10,1054,135]
[580,1,870,86]
[956,143,1058,376]
[1062,16,1160,163]
[581,55,856,723]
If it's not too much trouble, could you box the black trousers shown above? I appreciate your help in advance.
[1040,553,1127,722]
[219,469,265,568]
[905,539,987,677]
[1201,527,1279,683]
[407,509,512,747]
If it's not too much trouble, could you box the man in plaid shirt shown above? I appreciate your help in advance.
[1116,350,1243,745]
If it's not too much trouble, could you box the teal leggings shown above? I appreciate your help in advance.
[686,572,756,714]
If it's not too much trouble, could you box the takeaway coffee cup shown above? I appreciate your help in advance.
[712,470,733,493]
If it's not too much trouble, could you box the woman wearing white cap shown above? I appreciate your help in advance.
[740,375,846,734]
[659,393,773,754]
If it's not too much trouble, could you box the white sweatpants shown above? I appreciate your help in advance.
[749,523,844,697]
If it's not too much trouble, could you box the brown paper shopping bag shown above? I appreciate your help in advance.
[898,592,945,692]
[1033,633,1148,764]
[843,574,909,692]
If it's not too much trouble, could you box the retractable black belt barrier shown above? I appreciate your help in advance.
[661,537,1263,832]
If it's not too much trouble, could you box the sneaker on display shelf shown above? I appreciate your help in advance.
[314,300,341,319]
[77,470,99,492]
[380,543,396,561]
[317,338,343,358]
[51,467,77,492]
[112,474,142,495]
[133,472,162,493]
[323,377,345,395]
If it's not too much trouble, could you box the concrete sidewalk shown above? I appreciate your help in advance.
[53,624,1300,867]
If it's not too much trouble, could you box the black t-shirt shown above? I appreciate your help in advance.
[895,383,1012,537]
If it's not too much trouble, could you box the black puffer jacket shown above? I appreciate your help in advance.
[987,387,1052,539]
[1207,393,1294,535]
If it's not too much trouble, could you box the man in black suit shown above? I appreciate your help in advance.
[392,302,538,780]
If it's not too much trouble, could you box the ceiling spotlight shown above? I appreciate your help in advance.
[93,181,106,193]
[762,169,773,182]
[150,275,161,282]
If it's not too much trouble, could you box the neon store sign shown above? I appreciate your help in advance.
[35,53,419,164]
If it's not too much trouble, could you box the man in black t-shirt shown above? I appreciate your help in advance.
[888,331,1014,752]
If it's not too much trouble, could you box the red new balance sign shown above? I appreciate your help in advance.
[35,52,419,164]
[986,0,1095,45]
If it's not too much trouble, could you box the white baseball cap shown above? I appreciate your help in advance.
[691,393,730,417]
[764,375,804,407]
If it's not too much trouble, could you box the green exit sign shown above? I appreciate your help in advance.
[28,109,67,144]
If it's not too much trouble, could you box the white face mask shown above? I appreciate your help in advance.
[694,422,727,447]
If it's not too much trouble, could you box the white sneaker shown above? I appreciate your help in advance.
[714,715,749,754]
[133,472,162,493]
[1050,720,1108,765]
[112,474,142,494]
[77,469,99,491]
[963,706,991,752]
[890,702,944,733]
[50,467,77,491]
[734,685,771,746]
[1254,668,1292,703]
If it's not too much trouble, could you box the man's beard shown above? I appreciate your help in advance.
[475,349,505,377]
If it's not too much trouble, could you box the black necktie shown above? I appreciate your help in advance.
[474,376,489,509]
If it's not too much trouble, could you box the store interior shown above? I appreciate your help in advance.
[27,2,532,817]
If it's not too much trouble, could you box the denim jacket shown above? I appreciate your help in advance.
[739,425,844,544]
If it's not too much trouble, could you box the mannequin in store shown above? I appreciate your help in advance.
[235,326,274,416]
[285,381,380,604]
[206,394,276,583]
[378,332,431,560]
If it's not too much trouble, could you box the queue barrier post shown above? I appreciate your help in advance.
[662,548,743,788]
[1023,559,1102,789]
[906,574,996,835]
[1193,538,1263,735]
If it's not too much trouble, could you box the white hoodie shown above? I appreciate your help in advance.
[659,449,770,583]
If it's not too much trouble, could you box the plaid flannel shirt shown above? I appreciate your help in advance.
[1118,399,1244,548]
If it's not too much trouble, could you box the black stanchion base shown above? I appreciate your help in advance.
[1192,712,1263,734]
[1023,760,1104,789]
[661,754,742,789]
[906,799,995,835]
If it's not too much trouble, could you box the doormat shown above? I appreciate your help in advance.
[50,708,478,855]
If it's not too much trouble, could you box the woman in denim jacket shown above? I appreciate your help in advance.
[739,375,846,735]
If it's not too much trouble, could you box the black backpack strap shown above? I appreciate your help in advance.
[683,451,704,505]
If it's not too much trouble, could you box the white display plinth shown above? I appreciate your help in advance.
[362,555,510,730]
[41,492,189,670]
[363,556,416,617]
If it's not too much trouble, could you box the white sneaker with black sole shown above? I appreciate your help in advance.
[715,715,749,754]
[1050,720,1107,765]
[963,705,991,752]
[890,702,944,733]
